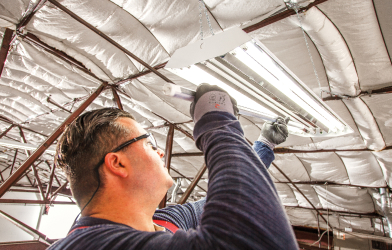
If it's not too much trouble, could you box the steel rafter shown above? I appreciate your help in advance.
[272,162,332,229]
[0,210,54,244]
[9,149,18,175]
[47,0,173,84]
[0,124,14,139]
[44,161,56,200]
[0,199,74,205]
[0,82,108,198]
[111,86,124,110]
[0,28,14,77]
[159,124,174,209]
[178,163,207,205]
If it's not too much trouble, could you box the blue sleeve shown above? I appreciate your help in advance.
[252,140,275,169]
[153,198,206,230]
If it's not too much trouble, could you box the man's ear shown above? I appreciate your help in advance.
[103,152,129,178]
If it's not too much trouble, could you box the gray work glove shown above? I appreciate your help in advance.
[258,117,290,150]
[190,83,239,123]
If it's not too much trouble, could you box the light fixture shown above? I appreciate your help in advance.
[0,139,56,154]
[165,27,352,137]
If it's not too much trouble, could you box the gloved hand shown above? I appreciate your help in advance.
[258,117,290,149]
[190,83,239,123]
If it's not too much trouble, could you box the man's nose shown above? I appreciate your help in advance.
[157,148,164,158]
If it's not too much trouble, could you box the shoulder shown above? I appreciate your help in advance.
[48,224,171,250]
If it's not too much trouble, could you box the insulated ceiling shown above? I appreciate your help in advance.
[0,0,392,241]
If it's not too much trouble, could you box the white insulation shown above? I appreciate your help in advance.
[0,0,392,237]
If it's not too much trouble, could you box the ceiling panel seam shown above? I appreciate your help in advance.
[108,1,171,57]
[333,152,352,185]
[285,205,381,218]
[359,96,387,148]
[316,6,361,92]
[339,99,367,148]
[371,0,392,66]
[293,154,312,181]
[202,2,224,32]
[366,188,378,215]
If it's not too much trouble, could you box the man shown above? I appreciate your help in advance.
[49,84,298,249]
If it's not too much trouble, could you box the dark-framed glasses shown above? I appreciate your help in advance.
[95,133,158,170]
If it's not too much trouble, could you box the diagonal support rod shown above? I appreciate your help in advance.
[178,163,207,205]
[0,28,14,77]
[111,86,123,110]
[159,124,175,209]
[0,82,107,198]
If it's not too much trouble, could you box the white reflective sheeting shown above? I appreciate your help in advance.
[319,0,392,91]
[289,7,359,96]
[0,0,30,24]
[239,116,261,143]
[274,183,299,206]
[361,94,392,146]
[289,184,322,209]
[285,207,317,227]
[272,154,310,182]
[336,151,385,187]
[373,150,392,187]
[296,153,350,184]
[343,98,386,151]
[314,186,374,213]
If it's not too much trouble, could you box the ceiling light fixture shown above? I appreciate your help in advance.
[164,28,352,137]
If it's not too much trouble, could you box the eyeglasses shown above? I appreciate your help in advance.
[94,133,158,170]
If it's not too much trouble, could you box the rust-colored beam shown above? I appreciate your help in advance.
[0,240,49,249]
[0,116,47,138]
[50,181,68,200]
[46,96,71,113]
[286,205,382,218]
[0,28,14,77]
[111,86,123,110]
[0,82,107,198]
[0,210,54,244]
[114,62,167,86]
[275,181,387,189]
[174,125,194,141]
[159,124,175,209]
[18,127,46,201]
[44,161,56,200]
[272,163,332,229]
[9,149,18,175]
[172,152,203,157]
[243,0,329,33]
[48,0,173,84]
[22,32,104,82]
[178,163,207,205]
[274,145,392,154]
[0,199,74,205]
[170,168,207,192]
[0,124,14,139]
[322,85,392,101]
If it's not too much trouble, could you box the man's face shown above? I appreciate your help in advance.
[116,118,173,201]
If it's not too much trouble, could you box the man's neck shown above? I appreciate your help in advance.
[83,191,158,232]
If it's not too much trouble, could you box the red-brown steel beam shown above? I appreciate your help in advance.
[22,33,104,82]
[44,161,56,200]
[111,86,123,110]
[0,124,14,139]
[114,62,167,86]
[0,116,47,138]
[159,124,175,209]
[0,210,54,244]
[0,199,74,205]
[46,96,71,113]
[178,163,207,205]
[0,240,49,249]
[48,0,173,84]
[272,162,332,230]
[275,181,386,189]
[242,0,329,33]
[0,82,107,198]
[18,127,47,200]
[170,168,207,193]
[9,149,18,175]
[50,181,68,200]
[172,152,203,157]
[0,28,14,77]
[286,205,382,218]
[322,85,392,101]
